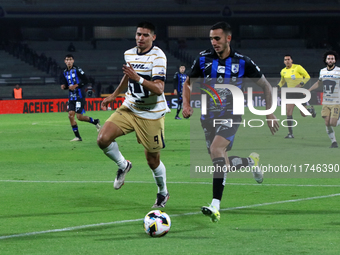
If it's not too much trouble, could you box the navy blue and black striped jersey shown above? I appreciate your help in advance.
[60,65,89,101]
[173,72,187,95]
[189,47,262,116]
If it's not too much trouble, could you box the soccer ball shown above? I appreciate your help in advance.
[143,210,171,237]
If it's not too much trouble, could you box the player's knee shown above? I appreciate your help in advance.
[97,133,109,149]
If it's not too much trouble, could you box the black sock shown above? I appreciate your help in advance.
[72,125,81,138]
[176,99,182,117]
[228,156,249,171]
[89,117,99,125]
[287,115,293,134]
[212,157,227,201]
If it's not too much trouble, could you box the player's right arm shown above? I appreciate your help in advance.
[60,73,68,90]
[277,70,285,88]
[308,79,322,92]
[173,72,178,95]
[101,74,128,110]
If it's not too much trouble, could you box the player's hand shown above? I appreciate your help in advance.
[266,113,279,135]
[69,84,77,91]
[101,98,109,111]
[61,84,66,90]
[122,62,139,82]
[173,90,177,96]
[182,105,193,119]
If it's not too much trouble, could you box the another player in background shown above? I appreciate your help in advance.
[182,21,279,222]
[60,54,101,142]
[308,51,340,148]
[97,22,171,208]
[278,54,316,139]
[173,65,187,119]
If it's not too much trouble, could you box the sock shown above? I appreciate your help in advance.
[287,115,293,134]
[326,126,336,143]
[89,117,99,125]
[72,125,81,138]
[211,198,220,211]
[176,99,182,117]
[228,156,250,171]
[102,142,128,170]
[212,157,227,201]
[151,161,168,196]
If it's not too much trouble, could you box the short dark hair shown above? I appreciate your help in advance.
[323,50,338,63]
[210,21,232,35]
[284,54,292,59]
[65,54,74,59]
[137,21,156,34]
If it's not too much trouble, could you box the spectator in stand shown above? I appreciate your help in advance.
[13,84,23,99]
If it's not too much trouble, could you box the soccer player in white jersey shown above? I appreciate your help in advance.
[309,51,340,148]
[97,22,170,207]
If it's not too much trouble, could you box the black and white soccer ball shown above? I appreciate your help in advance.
[143,210,171,237]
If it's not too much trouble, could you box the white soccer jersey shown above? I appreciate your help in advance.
[123,46,170,119]
[319,66,340,105]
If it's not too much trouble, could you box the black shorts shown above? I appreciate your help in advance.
[286,92,306,99]
[68,99,86,114]
[200,114,242,153]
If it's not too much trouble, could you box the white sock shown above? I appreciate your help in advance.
[211,198,220,211]
[102,142,127,170]
[152,161,168,196]
[326,126,336,143]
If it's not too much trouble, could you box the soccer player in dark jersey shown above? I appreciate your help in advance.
[60,54,101,141]
[173,65,187,119]
[182,22,279,222]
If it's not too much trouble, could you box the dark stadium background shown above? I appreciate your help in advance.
[0,0,339,100]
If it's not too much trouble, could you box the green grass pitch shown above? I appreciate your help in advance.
[1,105,340,254]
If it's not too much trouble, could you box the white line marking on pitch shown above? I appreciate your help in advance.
[1,179,340,187]
[1,193,340,240]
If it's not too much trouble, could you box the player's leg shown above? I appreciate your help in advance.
[97,106,133,189]
[285,104,295,138]
[322,106,337,148]
[135,116,169,208]
[75,99,101,131]
[68,101,82,141]
[228,153,263,183]
[328,105,339,148]
[175,96,182,120]
[145,150,169,208]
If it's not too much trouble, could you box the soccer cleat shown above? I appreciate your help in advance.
[330,142,338,148]
[285,133,294,139]
[175,116,181,120]
[309,106,316,118]
[152,193,170,208]
[113,160,132,190]
[70,137,82,142]
[201,205,220,223]
[95,119,101,132]
[249,152,263,184]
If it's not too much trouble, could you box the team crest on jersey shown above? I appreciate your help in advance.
[217,75,224,83]
[231,64,239,73]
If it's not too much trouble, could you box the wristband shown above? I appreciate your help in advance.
[138,77,144,85]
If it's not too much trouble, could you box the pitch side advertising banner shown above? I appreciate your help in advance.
[0,97,125,114]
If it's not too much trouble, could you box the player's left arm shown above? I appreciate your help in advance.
[256,75,280,135]
[296,65,310,87]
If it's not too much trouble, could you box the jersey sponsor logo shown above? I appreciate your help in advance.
[217,75,224,83]
[131,63,148,69]
[217,66,226,73]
